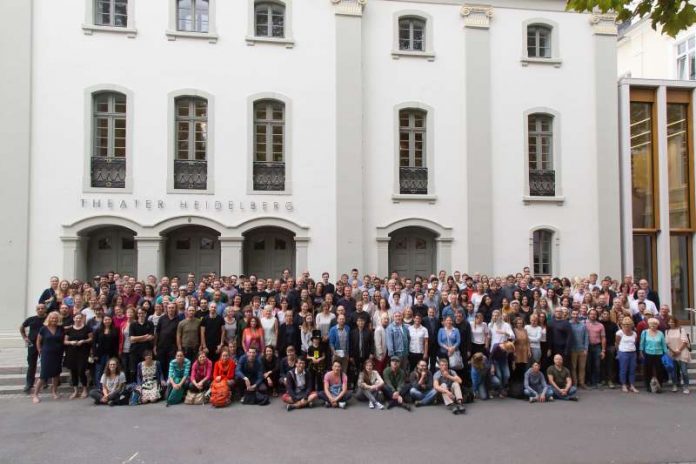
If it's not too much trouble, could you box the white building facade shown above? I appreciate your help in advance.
[0,0,622,334]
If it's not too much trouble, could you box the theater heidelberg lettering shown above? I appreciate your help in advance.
[81,198,294,212]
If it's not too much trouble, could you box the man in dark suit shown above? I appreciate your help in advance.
[277,310,301,358]
[422,306,441,373]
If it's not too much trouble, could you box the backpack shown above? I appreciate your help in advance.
[209,379,230,408]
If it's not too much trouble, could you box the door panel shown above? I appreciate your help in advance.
[388,228,435,279]
[87,228,137,279]
[243,228,295,279]
[166,227,220,282]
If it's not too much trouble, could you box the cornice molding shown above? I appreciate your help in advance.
[590,13,618,36]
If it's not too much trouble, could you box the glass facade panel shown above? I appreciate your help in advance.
[632,234,655,285]
[670,235,691,320]
[630,102,656,229]
[667,104,690,229]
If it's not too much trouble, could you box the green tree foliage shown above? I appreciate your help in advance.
[566,0,696,37]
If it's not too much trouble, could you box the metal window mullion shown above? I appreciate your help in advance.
[106,95,115,158]
[265,104,273,163]
[409,21,414,50]
[188,101,195,161]
[266,5,273,36]
[408,113,415,167]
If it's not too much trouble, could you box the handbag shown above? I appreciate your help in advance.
[184,390,205,405]
[449,351,464,370]
[661,353,675,375]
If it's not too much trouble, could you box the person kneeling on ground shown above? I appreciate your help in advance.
[165,350,191,406]
[470,352,501,400]
[409,359,437,407]
[89,357,127,406]
[319,360,351,409]
[235,347,270,405]
[355,358,385,409]
[284,356,318,411]
[383,356,412,411]
[524,361,552,403]
[212,348,236,403]
[434,358,466,415]
[546,354,578,401]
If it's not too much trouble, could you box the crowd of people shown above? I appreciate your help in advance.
[20,267,692,413]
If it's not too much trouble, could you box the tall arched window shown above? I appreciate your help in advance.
[253,99,285,191]
[533,229,553,275]
[399,109,427,194]
[255,1,285,38]
[528,113,555,196]
[527,24,552,58]
[91,92,127,188]
[398,17,425,51]
[174,96,208,190]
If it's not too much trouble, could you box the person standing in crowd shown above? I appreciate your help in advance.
[306,331,327,392]
[154,303,179,380]
[350,316,373,383]
[373,315,389,374]
[409,359,436,407]
[19,304,47,393]
[355,358,385,409]
[433,358,466,415]
[284,356,318,411]
[38,276,60,312]
[93,315,119,389]
[119,307,135,383]
[640,318,669,393]
[129,307,155,381]
[278,311,301,358]
[32,312,64,404]
[585,308,606,389]
[200,302,225,362]
[525,313,542,365]
[548,308,572,359]
[177,307,201,362]
[329,313,350,375]
[568,309,589,389]
[382,356,411,411]
[546,354,578,401]
[616,317,639,393]
[407,314,429,372]
[63,313,93,399]
[665,316,690,394]
[524,361,551,403]
[600,309,618,389]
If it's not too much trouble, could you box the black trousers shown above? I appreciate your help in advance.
[26,345,38,388]
[157,345,176,379]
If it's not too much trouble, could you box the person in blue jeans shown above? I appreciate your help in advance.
[490,341,514,398]
[409,360,437,406]
[524,362,553,403]
[470,352,501,400]
[616,317,639,393]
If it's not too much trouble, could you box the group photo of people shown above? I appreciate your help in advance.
[21,268,692,414]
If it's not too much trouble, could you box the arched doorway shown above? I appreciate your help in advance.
[388,227,436,279]
[243,227,295,279]
[165,226,221,282]
[86,226,137,278]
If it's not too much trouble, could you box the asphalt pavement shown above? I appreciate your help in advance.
[2,389,696,464]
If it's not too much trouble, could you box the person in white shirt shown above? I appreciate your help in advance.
[525,313,543,364]
[407,314,429,372]
[489,310,515,348]
[628,289,657,316]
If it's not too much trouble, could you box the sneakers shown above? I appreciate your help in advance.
[629,385,639,393]
[529,397,537,403]
[338,401,346,409]
[621,385,629,393]
[608,381,616,390]
[684,388,691,395]
[414,400,422,407]
[547,396,554,402]
[286,404,295,412]
[368,401,375,409]
[375,402,385,410]
[324,402,332,408]
[452,404,465,415]
[401,403,411,411]
[672,385,679,393]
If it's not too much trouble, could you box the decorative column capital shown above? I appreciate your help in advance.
[331,0,366,17]
[590,13,618,36]
[460,4,493,29]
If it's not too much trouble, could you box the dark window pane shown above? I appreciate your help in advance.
[670,235,691,320]
[630,102,656,229]
[667,104,690,228]
[176,239,191,250]
[632,234,655,285]
[121,237,135,250]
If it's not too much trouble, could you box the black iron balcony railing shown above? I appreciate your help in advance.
[91,156,126,188]
[174,159,208,190]
[253,161,285,191]
[399,166,428,195]
[529,169,555,197]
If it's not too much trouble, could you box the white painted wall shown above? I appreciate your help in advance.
[617,19,696,79]
[22,0,617,321]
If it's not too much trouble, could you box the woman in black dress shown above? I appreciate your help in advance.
[64,313,93,399]
[32,312,64,404]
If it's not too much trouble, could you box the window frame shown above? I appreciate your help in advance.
[521,18,561,68]
[391,11,435,61]
[392,102,436,203]
[529,226,560,277]
[83,85,134,193]
[83,0,137,37]
[246,93,293,195]
[676,36,696,80]
[167,89,215,194]
[166,0,218,43]
[523,108,564,204]
[246,0,294,48]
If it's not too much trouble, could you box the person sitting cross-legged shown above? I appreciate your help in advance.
[434,358,466,415]
[283,356,318,411]
[546,354,578,401]
[524,361,553,403]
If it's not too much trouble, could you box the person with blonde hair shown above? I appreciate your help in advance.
[666,315,691,394]
[32,311,64,404]
[639,317,669,393]
[616,317,639,393]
